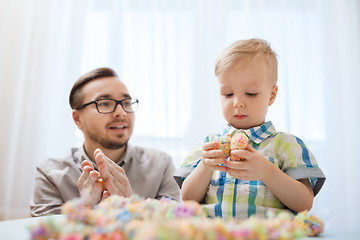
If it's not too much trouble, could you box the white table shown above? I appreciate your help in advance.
[0,215,358,239]
[0,215,64,239]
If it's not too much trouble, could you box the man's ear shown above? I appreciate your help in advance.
[72,110,83,130]
[268,85,278,106]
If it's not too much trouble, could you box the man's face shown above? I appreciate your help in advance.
[74,77,135,150]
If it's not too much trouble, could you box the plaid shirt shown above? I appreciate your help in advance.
[174,121,325,219]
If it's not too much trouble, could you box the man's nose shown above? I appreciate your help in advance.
[112,102,126,117]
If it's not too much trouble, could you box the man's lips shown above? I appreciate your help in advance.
[108,123,127,129]
[109,125,126,129]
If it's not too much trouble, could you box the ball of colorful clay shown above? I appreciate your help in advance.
[230,133,248,161]
[294,211,325,236]
[215,134,231,158]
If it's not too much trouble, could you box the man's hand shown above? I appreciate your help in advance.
[94,149,133,197]
[78,160,110,206]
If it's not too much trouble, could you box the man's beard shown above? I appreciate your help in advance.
[100,139,127,149]
[89,132,128,149]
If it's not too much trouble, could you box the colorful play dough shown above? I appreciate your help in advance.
[230,132,248,161]
[215,134,232,157]
[29,195,324,240]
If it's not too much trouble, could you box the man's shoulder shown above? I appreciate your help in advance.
[37,147,82,171]
[131,145,172,162]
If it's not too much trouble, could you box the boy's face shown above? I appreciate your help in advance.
[218,59,277,130]
[73,77,135,149]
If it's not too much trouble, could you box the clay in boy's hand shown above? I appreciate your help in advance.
[215,134,231,158]
[230,133,248,161]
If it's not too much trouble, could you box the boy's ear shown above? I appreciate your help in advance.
[72,110,83,130]
[268,85,278,106]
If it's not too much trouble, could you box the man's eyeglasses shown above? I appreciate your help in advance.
[76,98,139,114]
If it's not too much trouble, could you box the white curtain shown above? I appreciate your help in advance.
[0,0,359,232]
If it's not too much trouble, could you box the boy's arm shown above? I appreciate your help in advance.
[181,142,228,202]
[181,161,213,202]
[226,144,314,212]
[262,164,314,212]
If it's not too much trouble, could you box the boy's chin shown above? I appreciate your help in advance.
[230,122,260,130]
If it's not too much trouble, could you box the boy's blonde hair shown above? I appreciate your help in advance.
[215,38,278,84]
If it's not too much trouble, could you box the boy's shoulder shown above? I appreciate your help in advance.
[270,131,297,140]
[265,131,312,153]
[270,131,304,142]
[241,121,307,146]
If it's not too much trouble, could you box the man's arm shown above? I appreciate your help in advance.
[30,167,64,217]
[155,157,181,201]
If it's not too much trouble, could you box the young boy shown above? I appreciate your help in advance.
[174,38,325,219]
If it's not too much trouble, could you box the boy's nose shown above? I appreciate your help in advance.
[233,97,245,108]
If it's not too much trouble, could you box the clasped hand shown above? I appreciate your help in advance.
[77,149,133,205]
[201,142,272,181]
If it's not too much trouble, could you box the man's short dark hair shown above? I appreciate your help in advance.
[69,67,118,109]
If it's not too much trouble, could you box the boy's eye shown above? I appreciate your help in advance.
[246,93,257,96]
[223,93,233,97]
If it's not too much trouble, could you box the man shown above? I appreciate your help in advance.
[30,68,180,216]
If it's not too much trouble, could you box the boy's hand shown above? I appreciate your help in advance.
[200,142,228,172]
[224,144,273,181]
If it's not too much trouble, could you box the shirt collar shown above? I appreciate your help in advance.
[77,143,132,169]
[119,143,133,167]
[222,121,277,144]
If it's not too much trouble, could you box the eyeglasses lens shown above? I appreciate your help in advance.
[97,99,138,113]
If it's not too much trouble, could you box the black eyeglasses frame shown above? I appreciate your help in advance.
[75,98,139,114]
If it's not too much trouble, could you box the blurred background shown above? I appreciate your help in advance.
[0,0,359,232]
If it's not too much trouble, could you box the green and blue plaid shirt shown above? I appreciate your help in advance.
[174,121,325,219]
